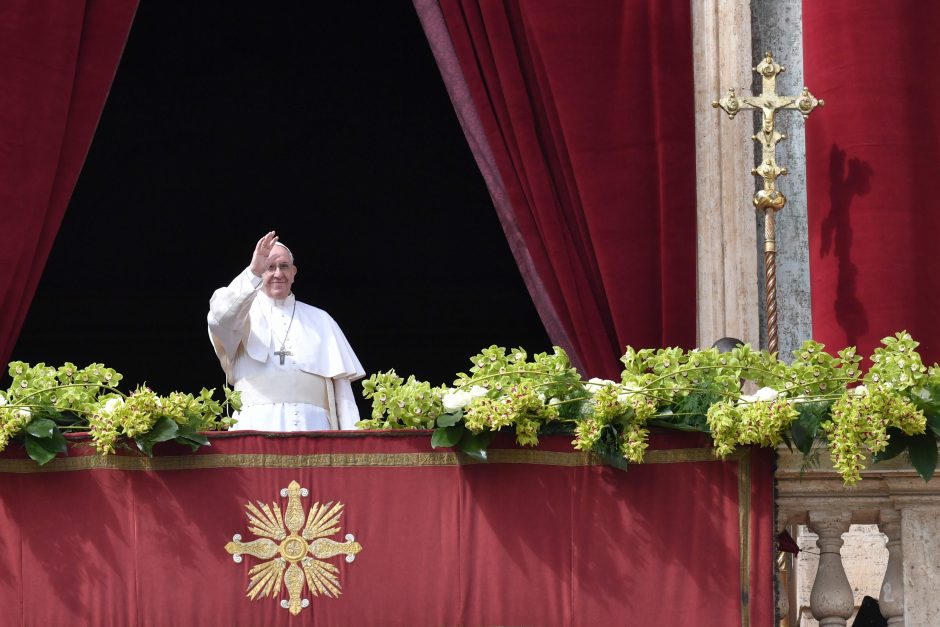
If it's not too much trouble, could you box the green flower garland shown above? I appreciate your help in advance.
[359,332,940,484]
[0,361,241,464]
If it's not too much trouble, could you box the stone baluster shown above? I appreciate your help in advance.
[879,508,904,626]
[808,511,854,626]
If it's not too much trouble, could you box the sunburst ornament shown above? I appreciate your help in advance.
[225,480,362,615]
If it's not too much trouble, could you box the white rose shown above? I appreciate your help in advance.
[852,384,868,397]
[468,386,488,398]
[739,386,779,405]
[755,386,779,402]
[442,390,472,412]
[102,397,124,415]
[585,378,617,394]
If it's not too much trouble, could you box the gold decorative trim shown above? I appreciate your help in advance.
[0,445,731,474]
[225,480,361,614]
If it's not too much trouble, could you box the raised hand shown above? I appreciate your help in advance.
[249,231,278,276]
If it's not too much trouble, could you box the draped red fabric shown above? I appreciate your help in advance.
[804,2,940,364]
[0,0,138,366]
[0,432,773,626]
[415,0,697,378]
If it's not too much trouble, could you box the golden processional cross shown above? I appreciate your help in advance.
[712,52,823,354]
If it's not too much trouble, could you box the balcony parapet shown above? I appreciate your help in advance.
[776,445,940,626]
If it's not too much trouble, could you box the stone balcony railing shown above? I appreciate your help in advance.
[776,445,940,626]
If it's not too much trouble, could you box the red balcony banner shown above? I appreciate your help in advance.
[0,432,772,626]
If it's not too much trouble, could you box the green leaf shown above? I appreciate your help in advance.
[47,428,68,452]
[25,418,57,439]
[926,412,940,439]
[791,401,830,455]
[908,434,938,482]
[175,432,210,447]
[598,450,630,472]
[24,434,60,465]
[136,438,156,457]
[143,417,179,443]
[458,430,495,461]
[431,425,464,448]
[435,411,462,428]
[873,428,910,463]
[173,438,201,452]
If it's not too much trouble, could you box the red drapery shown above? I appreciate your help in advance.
[804,2,940,364]
[0,0,138,366]
[0,432,773,626]
[415,0,698,378]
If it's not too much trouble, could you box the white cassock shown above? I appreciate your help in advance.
[207,268,365,431]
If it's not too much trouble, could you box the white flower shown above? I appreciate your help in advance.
[442,390,472,412]
[548,397,561,407]
[537,392,546,403]
[584,378,617,394]
[101,397,124,415]
[468,386,488,398]
[852,384,869,397]
[16,408,31,419]
[738,386,779,405]
[0,394,6,407]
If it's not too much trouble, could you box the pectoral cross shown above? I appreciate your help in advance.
[274,347,292,365]
[712,52,824,354]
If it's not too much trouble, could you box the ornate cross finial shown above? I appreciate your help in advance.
[712,52,824,354]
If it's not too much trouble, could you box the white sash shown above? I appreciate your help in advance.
[235,373,337,428]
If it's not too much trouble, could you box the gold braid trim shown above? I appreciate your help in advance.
[0,445,744,474]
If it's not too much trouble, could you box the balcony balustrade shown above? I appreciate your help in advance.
[776,445,940,626]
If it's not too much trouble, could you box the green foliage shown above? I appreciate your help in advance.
[0,361,240,465]
[359,332,940,484]
[790,400,831,454]
[908,434,939,482]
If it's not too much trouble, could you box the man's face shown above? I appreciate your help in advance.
[262,246,297,299]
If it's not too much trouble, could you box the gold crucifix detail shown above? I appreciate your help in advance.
[712,52,824,355]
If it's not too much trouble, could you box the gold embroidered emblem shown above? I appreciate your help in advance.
[225,480,362,615]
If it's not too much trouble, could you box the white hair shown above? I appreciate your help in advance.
[273,241,294,264]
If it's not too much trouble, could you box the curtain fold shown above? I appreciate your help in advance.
[415,0,698,378]
[0,0,138,367]
[804,2,940,363]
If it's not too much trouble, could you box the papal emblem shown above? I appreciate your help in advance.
[225,480,362,615]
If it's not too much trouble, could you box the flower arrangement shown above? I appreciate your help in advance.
[0,361,240,465]
[358,332,940,484]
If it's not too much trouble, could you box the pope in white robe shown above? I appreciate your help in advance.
[207,231,365,431]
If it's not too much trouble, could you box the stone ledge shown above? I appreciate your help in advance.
[776,445,940,525]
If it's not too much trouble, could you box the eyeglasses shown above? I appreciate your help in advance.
[265,263,293,274]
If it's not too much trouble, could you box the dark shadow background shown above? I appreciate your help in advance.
[11,3,550,414]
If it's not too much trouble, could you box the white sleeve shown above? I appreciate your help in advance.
[207,268,263,374]
[335,378,361,430]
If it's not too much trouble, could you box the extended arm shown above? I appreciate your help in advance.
[207,232,279,373]
[207,268,263,370]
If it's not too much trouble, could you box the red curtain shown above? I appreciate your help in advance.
[415,0,698,378]
[804,2,940,363]
[0,432,773,626]
[0,0,138,366]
